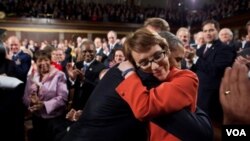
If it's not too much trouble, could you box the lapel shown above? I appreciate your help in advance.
[203,46,213,57]
[85,60,97,74]
[203,40,219,57]
[12,51,21,60]
[86,60,97,72]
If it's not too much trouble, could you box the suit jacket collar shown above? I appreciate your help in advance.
[84,59,95,67]
[203,40,220,57]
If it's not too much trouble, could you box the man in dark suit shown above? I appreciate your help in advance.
[194,20,236,124]
[7,36,31,83]
[94,37,106,63]
[71,40,106,110]
[0,41,25,141]
[218,28,242,52]
[51,40,106,140]
[103,30,122,67]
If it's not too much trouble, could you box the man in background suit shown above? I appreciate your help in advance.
[51,40,106,141]
[71,40,106,110]
[194,20,236,125]
[6,36,31,83]
[218,28,242,52]
[94,37,106,62]
[104,30,122,67]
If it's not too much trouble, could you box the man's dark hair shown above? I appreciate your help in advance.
[144,18,170,31]
[202,20,220,31]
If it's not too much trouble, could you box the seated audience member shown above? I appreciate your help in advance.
[220,49,250,124]
[23,50,68,141]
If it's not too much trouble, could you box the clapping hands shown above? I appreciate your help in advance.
[66,109,83,122]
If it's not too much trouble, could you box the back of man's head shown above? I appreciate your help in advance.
[144,17,170,32]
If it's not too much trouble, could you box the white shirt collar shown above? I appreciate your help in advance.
[83,59,95,67]
[206,43,212,48]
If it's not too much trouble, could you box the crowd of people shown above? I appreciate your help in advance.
[1,0,250,26]
[0,16,250,141]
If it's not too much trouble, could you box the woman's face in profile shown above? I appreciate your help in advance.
[36,57,51,75]
[131,44,170,81]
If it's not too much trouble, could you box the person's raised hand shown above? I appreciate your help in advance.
[220,62,250,124]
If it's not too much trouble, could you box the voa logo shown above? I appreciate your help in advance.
[226,129,246,136]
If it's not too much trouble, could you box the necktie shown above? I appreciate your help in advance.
[110,45,114,50]
[203,47,209,55]
[12,55,18,61]
[203,44,212,55]
[83,64,89,72]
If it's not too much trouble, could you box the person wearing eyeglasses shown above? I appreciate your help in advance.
[115,28,199,141]
[60,28,213,141]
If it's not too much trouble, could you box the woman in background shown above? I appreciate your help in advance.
[23,50,68,141]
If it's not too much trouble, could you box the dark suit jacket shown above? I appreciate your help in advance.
[0,59,25,141]
[64,47,72,62]
[96,48,107,63]
[72,60,106,110]
[244,41,250,49]
[0,83,25,141]
[195,40,236,89]
[61,66,148,141]
[228,40,242,52]
[194,40,236,120]
[61,66,213,141]
[0,59,16,76]
[12,51,31,82]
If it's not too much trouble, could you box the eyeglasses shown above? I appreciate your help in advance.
[137,51,166,70]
